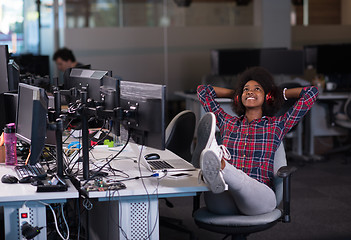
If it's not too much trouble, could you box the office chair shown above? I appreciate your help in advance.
[160,110,196,239]
[324,96,351,163]
[165,110,196,162]
[193,143,297,240]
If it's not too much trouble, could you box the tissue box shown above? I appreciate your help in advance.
[0,146,5,163]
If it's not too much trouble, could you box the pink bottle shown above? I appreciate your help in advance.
[4,123,17,165]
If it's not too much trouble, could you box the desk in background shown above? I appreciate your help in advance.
[0,164,78,240]
[305,91,351,158]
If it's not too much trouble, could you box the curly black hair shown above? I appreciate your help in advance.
[53,47,76,62]
[232,66,284,117]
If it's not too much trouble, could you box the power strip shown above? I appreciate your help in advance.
[18,206,31,238]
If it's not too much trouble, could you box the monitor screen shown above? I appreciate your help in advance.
[11,54,50,76]
[7,59,20,92]
[0,45,9,94]
[260,49,304,75]
[304,44,351,75]
[120,81,166,150]
[211,49,260,75]
[16,83,48,165]
[210,48,296,76]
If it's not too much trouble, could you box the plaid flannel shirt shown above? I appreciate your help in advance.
[197,85,319,188]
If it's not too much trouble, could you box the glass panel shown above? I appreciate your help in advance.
[0,0,24,54]
[65,0,254,28]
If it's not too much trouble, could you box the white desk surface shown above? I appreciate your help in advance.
[0,164,78,203]
[83,143,208,199]
[318,91,350,100]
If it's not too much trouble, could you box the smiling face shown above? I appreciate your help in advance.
[241,80,265,109]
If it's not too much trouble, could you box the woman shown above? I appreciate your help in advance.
[197,66,318,215]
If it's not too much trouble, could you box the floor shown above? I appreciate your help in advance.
[159,154,351,240]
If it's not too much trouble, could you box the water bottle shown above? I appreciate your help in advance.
[4,123,17,165]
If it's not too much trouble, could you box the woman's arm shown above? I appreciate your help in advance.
[212,86,235,98]
[284,87,304,99]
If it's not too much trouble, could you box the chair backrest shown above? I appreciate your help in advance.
[344,97,351,120]
[165,110,196,162]
[273,142,287,206]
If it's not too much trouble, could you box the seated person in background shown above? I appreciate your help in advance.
[53,47,84,72]
[197,66,318,215]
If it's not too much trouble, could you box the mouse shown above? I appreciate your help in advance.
[19,176,35,184]
[144,153,160,160]
[1,174,19,184]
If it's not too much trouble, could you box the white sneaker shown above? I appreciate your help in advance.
[200,149,226,194]
[192,112,231,168]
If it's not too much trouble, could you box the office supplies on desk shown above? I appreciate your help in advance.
[1,174,18,183]
[144,153,160,160]
[130,144,196,172]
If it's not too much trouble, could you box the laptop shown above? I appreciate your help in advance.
[130,144,196,173]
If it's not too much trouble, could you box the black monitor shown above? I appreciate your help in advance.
[0,45,9,94]
[211,48,261,75]
[120,81,166,150]
[11,54,50,76]
[304,44,351,75]
[260,49,304,75]
[16,83,48,165]
[100,75,121,141]
[7,59,20,92]
[304,44,351,90]
[66,68,110,102]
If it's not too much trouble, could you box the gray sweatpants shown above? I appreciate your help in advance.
[204,162,276,216]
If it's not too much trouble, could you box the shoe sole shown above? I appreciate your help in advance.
[200,149,226,194]
[192,113,216,168]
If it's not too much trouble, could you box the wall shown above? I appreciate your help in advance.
[65,26,261,99]
[292,25,351,49]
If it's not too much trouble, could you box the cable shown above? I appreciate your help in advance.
[81,130,131,187]
[38,201,69,240]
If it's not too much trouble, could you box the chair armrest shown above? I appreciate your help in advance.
[277,166,297,178]
[277,166,298,223]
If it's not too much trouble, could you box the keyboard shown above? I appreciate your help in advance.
[15,163,47,179]
[148,160,174,170]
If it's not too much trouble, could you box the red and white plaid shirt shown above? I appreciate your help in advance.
[197,85,319,188]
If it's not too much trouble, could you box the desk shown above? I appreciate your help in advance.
[83,144,207,240]
[305,91,351,158]
[0,165,78,240]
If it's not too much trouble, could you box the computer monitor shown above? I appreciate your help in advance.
[100,75,121,140]
[211,48,261,75]
[0,45,9,94]
[66,68,110,102]
[11,54,50,76]
[304,44,351,90]
[120,80,166,150]
[260,49,304,75]
[16,83,48,165]
[7,59,20,92]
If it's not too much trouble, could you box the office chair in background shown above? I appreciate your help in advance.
[324,97,351,163]
[160,110,197,239]
[193,143,297,240]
